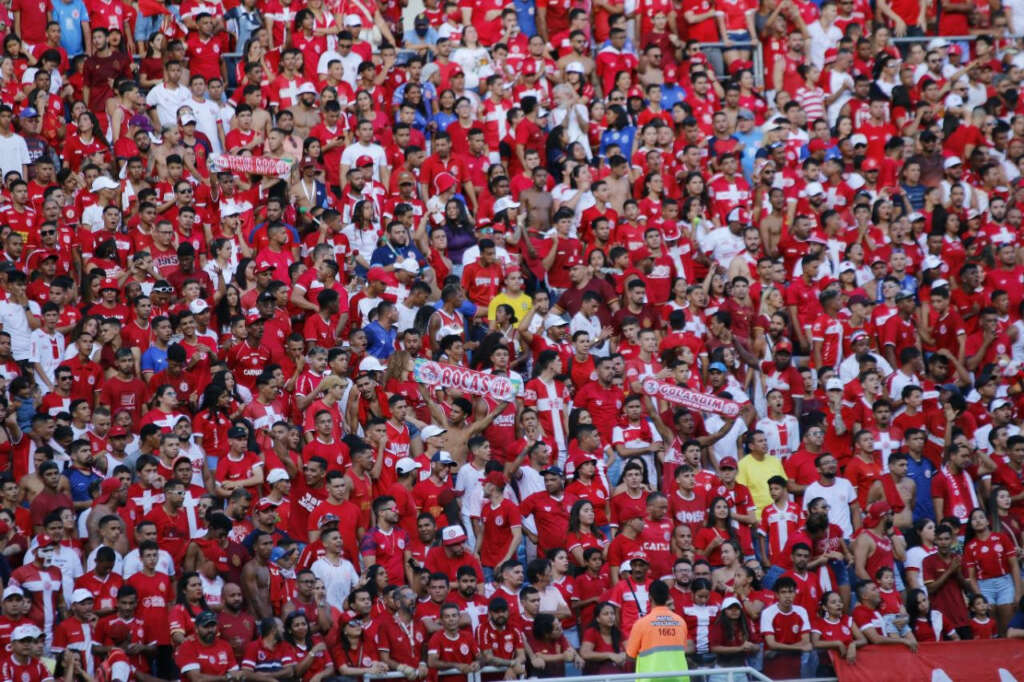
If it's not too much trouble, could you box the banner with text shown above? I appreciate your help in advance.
[833,639,1024,682]
[209,154,293,178]
[413,359,523,402]
[641,378,741,417]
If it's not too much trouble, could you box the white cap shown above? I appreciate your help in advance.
[359,356,386,372]
[944,155,963,169]
[850,133,868,147]
[838,261,856,274]
[431,451,455,464]
[967,208,982,220]
[805,181,825,197]
[395,258,419,274]
[544,314,569,330]
[71,588,94,604]
[846,173,866,190]
[922,255,943,271]
[565,61,585,74]
[927,37,950,50]
[267,468,289,484]
[493,196,521,214]
[396,457,421,475]
[931,278,950,289]
[297,82,318,96]
[421,424,447,440]
[721,596,742,610]
[91,176,119,192]
[907,212,925,222]
[11,624,41,640]
[441,525,467,544]
[221,204,244,218]
[825,378,844,391]
[344,13,362,25]
[188,299,209,315]
[179,113,197,126]
[537,107,549,118]
[2,586,23,600]
[991,398,1012,411]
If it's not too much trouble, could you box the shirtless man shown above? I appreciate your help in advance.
[153,125,186,180]
[240,531,274,619]
[866,452,916,531]
[520,165,554,232]
[85,478,128,548]
[235,85,273,140]
[420,389,508,463]
[604,155,632,214]
[556,34,595,77]
[289,89,321,139]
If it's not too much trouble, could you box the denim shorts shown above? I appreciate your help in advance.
[979,574,1016,606]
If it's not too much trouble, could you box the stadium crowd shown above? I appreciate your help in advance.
[0,0,1021,679]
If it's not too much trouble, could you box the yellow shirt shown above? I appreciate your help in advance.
[487,292,533,322]
[737,453,786,511]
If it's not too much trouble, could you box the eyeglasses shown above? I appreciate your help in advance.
[39,230,55,236]
[177,188,193,194]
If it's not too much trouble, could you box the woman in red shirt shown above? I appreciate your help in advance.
[812,591,865,672]
[565,500,608,568]
[694,497,741,567]
[964,507,1022,636]
[578,602,629,674]
[906,588,960,643]
[709,597,761,672]
[283,611,334,682]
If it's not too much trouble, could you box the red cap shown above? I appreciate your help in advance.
[438,487,465,506]
[355,155,374,167]
[100,277,119,291]
[864,500,892,524]
[367,266,398,287]
[861,157,880,171]
[256,260,275,272]
[108,425,128,437]
[522,60,538,75]
[256,500,277,513]
[564,253,584,269]
[434,172,457,194]
[96,478,123,504]
[824,47,839,64]
[808,138,828,153]
[719,457,738,469]
[36,533,57,547]
[245,313,263,326]
[775,340,793,353]
[727,59,753,75]
[483,471,506,489]
[450,66,464,77]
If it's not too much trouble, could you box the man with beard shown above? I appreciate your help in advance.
[218,583,258,661]
[852,501,903,584]
[476,597,526,679]
[802,454,861,539]
[289,86,320,139]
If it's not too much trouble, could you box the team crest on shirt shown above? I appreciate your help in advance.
[385,458,393,467]
[841,626,850,635]
[596,490,606,499]
[415,632,424,643]
[459,644,469,655]
[219,653,227,663]
[503,642,513,653]
[981,545,990,553]
[88,376,95,384]
[792,624,799,633]
[996,544,1004,552]
[496,517,504,526]
[398,539,405,549]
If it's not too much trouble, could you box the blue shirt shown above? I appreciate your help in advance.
[735,130,763,182]
[370,241,425,269]
[905,454,936,522]
[53,0,89,57]
[141,345,168,376]
[363,321,397,359]
[67,466,102,502]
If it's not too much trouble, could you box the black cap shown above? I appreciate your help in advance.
[228,426,248,439]
[196,610,218,627]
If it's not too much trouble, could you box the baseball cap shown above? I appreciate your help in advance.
[297,82,317,96]
[838,261,856,274]
[895,290,915,302]
[434,172,457,193]
[71,588,94,604]
[944,156,963,169]
[267,468,289,484]
[922,255,943,271]
[566,61,585,74]
[864,500,892,524]
[109,425,129,438]
[721,596,742,610]
[708,361,728,373]
[91,176,119,192]
[544,314,569,330]
[11,625,41,641]
[36,533,57,547]
[396,457,422,475]
[861,157,880,171]
[727,207,750,223]
[484,471,506,488]
[441,525,468,546]
[991,398,1012,411]
[775,340,793,353]
[540,465,564,477]
[421,424,447,440]
[359,356,386,373]
[96,477,123,504]
[179,113,197,126]
[825,378,844,391]
[256,260,275,272]
[805,181,825,196]
[2,586,22,600]
[270,545,297,563]
[431,451,455,464]
[188,299,209,315]
[18,107,38,119]
[244,313,263,326]
[719,457,738,469]
[228,425,248,439]
[195,611,218,627]
[317,513,340,528]
[493,196,521,213]
[355,155,374,167]
[396,171,415,185]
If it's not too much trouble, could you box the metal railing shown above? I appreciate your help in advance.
[363,667,786,682]
[693,42,766,88]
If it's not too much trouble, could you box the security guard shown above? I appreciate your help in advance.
[625,580,690,682]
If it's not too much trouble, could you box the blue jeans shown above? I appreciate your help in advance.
[882,613,912,638]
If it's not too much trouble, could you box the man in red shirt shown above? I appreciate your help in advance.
[881,291,919,369]
[52,589,97,675]
[606,554,653,637]
[461,239,503,311]
[144,478,190,564]
[126,540,174,677]
[426,603,479,682]
[476,597,526,676]
[520,466,577,557]
[473,472,523,577]
[378,586,428,679]
[175,610,245,682]
[424,526,485,582]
